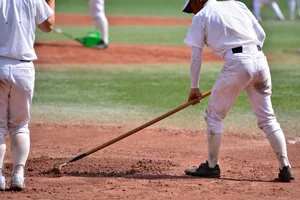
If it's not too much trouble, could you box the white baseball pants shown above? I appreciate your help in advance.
[205,45,281,136]
[0,58,35,137]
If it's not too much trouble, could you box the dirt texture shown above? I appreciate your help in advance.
[1,14,299,199]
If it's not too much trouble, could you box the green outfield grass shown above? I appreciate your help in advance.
[32,0,300,137]
[32,64,300,137]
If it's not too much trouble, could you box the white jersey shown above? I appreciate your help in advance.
[184,0,261,58]
[0,0,54,61]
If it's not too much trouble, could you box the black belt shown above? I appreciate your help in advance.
[20,60,31,62]
[232,45,262,54]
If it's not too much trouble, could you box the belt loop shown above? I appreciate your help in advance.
[257,45,262,51]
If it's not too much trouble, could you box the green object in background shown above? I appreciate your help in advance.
[55,28,102,48]
[79,30,102,47]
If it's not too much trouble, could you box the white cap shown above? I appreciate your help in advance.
[182,0,193,13]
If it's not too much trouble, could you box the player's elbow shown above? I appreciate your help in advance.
[38,15,55,33]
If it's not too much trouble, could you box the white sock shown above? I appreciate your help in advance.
[0,136,6,176]
[11,133,30,175]
[271,2,285,20]
[267,130,290,169]
[207,133,223,168]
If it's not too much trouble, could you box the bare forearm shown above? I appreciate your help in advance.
[46,0,55,28]
[38,0,55,32]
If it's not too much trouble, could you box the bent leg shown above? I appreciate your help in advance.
[205,57,252,167]
[245,64,290,169]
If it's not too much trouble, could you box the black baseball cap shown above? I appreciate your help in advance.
[182,0,193,13]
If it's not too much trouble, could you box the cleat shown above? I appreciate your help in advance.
[185,160,220,178]
[92,39,108,49]
[278,166,295,182]
[10,174,25,191]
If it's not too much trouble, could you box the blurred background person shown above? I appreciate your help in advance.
[289,0,300,20]
[253,0,285,21]
[88,0,109,49]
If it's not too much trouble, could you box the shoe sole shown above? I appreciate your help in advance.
[185,172,220,178]
[10,183,24,191]
[10,186,24,191]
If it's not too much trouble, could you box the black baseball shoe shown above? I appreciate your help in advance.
[278,166,295,182]
[92,39,108,49]
[185,161,220,178]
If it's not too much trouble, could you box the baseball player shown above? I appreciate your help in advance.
[182,0,294,182]
[252,0,285,21]
[289,0,300,20]
[88,0,109,49]
[0,0,55,191]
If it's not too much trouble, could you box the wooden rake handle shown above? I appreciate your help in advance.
[66,90,211,164]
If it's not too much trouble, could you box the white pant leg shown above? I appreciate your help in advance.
[0,65,11,137]
[253,0,262,20]
[298,0,300,16]
[89,0,109,44]
[270,1,285,20]
[8,62,35,136]
[289,0,296,19]
[244,55,281,134]
[205,55,254,135]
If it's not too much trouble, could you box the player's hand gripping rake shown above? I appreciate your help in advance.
[53,90,211,174]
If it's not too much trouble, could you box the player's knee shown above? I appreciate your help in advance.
[91,12,105,20]
[9,126,30,138]
[0,128,7,138]
[258,119,281,136]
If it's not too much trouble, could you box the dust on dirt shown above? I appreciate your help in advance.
[1,14,298,200]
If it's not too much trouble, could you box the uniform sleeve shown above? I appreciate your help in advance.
[35,0,54,25]
[253,23,265,47]
[240,2,266,46]
[190,46,203,88]
[184,15,205,49]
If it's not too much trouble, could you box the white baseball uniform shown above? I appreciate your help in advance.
[184,0,291,171]
[252,0,285,21]
[88,0,109,45]
[0,0,53,189]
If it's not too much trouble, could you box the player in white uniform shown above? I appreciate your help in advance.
[88,0,109,49]
[289,0,300,20]
[253,0,285,21]
[182,0,294,182]
[0,0,55,191]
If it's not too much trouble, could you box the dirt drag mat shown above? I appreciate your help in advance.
[1,14,299,199]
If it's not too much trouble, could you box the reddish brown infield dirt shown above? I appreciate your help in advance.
[2,14,299,199]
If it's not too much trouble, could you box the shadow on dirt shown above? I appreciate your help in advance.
[52,171,279,183]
